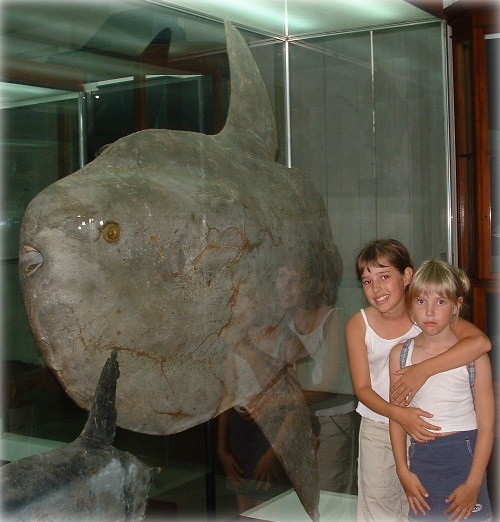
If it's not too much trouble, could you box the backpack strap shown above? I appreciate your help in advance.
[399,338,414,369]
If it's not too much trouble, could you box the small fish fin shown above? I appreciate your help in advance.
[79,351,120,448]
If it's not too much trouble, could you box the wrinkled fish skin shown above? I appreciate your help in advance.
[18,21,341,520]
[1,353,153,522]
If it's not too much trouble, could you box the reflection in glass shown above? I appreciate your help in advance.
[2,3,450,520]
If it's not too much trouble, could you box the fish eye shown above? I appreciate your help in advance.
[102,222,121,243]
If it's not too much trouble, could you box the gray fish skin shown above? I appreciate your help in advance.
[18,20,341,519]
[1,353,153,521]
[1,446,151,521]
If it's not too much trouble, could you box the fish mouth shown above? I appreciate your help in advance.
[20,246,44,277]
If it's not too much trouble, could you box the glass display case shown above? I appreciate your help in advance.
[1,1,449,520]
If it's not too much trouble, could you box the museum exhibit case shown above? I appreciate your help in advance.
[1,1,454,519]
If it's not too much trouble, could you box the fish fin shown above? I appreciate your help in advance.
[78,351,119,448]
[248,367,320,520]
[219,19,278,160]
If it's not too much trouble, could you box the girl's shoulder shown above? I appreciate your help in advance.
[348,306,391,336]
[366,306,415,339]
[346,309,367,341]
[363,306,388,333]
[347,308,369,329]
[363,306,378,322]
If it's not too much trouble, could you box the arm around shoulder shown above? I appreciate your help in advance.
[425,317,491,375]
[391,318,491,405]
[452,317,491,355]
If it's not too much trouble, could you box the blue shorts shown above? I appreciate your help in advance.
[409,430,492,521]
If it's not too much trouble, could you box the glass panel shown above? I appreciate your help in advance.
[289,22,448,319]
[1,86,84,489]
[86,74,214,159]
[1,2,448,520]
[372,24,448,262]
[1,4,290,520]
[289,31,373,317]
[2,85,81,374]
[157,0,436,37]
[288,19,448,499]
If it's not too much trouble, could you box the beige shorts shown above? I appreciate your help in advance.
[357,417,409,522]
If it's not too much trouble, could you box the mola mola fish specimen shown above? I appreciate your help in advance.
[18,20,341,519]
[0,352,153,521]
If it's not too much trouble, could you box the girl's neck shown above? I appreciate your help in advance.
[293,305,331,335]
[374,299,409,323]
[367,304,413,339]
[414,328,458,356]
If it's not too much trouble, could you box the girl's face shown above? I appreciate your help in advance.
[276,266,304,309]
[410,291,461,337]
[360,257,412,314]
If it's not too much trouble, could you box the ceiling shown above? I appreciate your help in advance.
[0,0,443,107]
[153,0,441,37]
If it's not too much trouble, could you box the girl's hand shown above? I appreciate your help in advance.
[391,364,429,405]
[398,469,431,516]
[393,406,440,441]
[445,482,481,520]
[254,448,280,491]
[218,448,245,489]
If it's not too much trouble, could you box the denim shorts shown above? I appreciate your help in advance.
[409,430,492,521]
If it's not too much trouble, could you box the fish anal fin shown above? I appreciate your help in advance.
[248,368,320,520]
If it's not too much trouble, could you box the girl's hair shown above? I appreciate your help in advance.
[356,238,413,279]
[407,259,470,306]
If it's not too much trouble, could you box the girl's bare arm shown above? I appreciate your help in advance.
[391,318,491,405]
[346,313,439,441]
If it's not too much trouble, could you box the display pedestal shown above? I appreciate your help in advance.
[242,489,356,522]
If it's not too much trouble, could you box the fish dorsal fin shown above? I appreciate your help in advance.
[78,351,119,448]
[218,20,278,159]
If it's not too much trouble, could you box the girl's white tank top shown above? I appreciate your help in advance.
[403,339,476,433]
[356,308,420,424]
